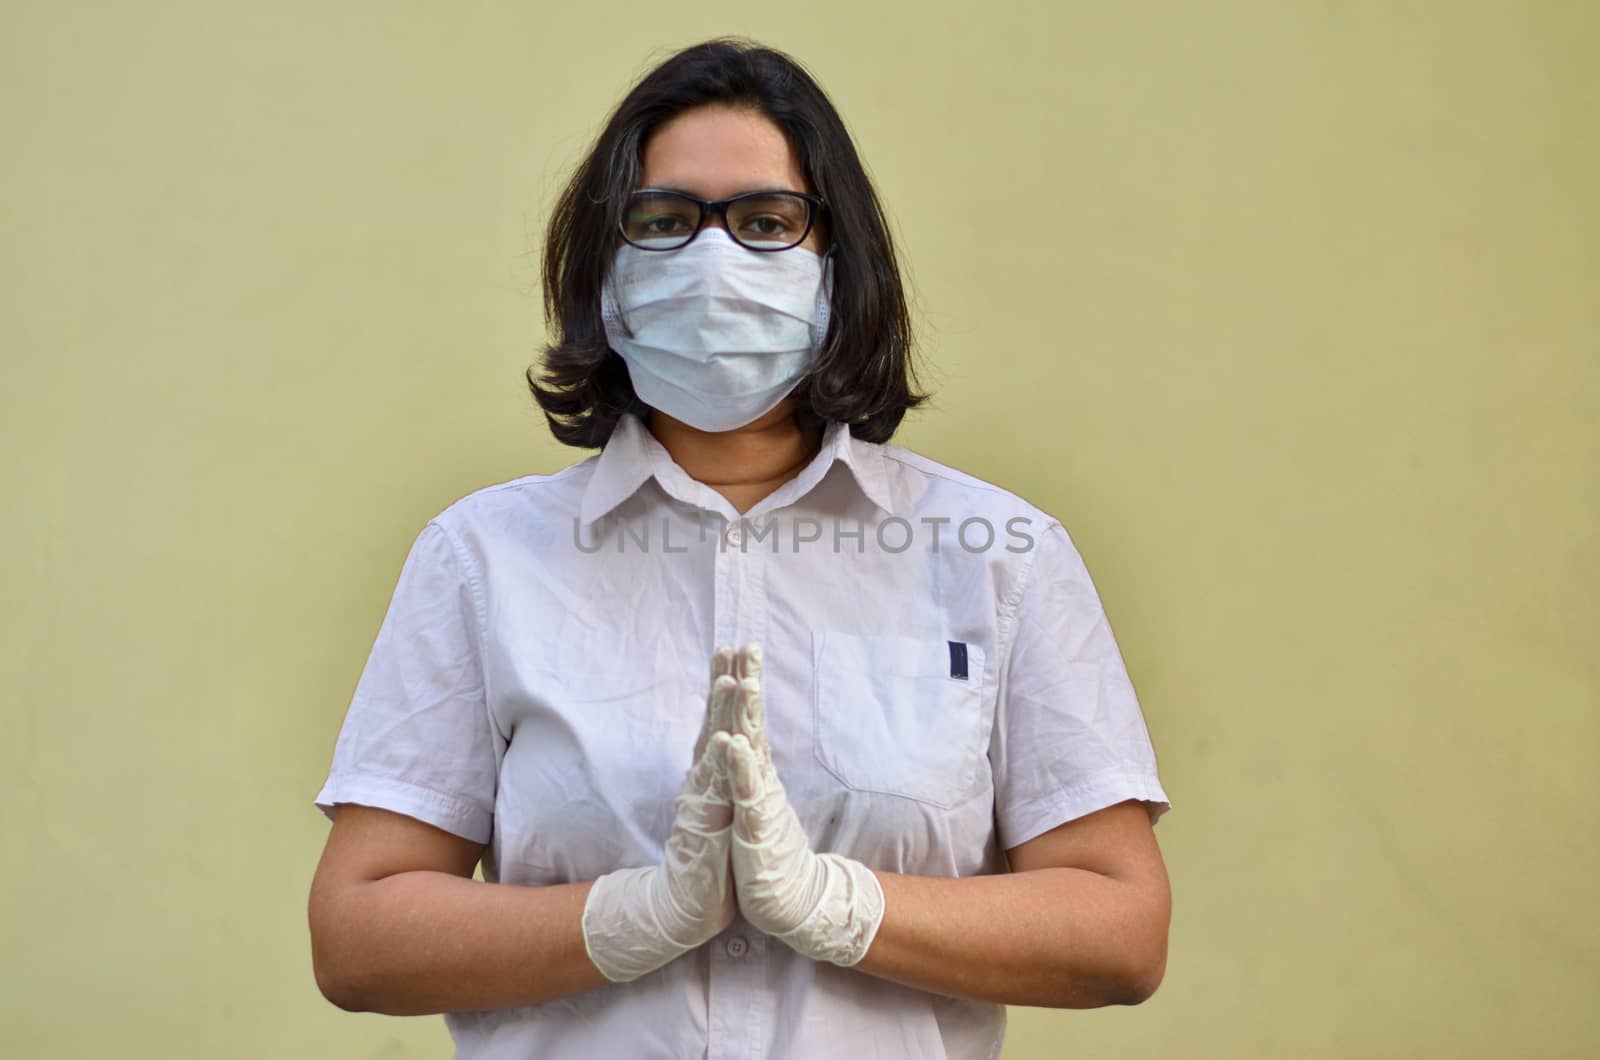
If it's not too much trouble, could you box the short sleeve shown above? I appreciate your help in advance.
[312,518,503,845]
[991,518,1171,851]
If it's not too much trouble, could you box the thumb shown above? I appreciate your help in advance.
[713,731,761,804]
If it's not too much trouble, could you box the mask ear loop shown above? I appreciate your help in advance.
[600,264,635,340]
[809,249,836,354]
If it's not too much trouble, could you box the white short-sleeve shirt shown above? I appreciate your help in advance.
[313,411,1172,1059]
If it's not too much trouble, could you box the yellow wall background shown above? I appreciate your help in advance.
[3,2,1595,1056]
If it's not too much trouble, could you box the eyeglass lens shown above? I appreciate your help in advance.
[622,191,812,251]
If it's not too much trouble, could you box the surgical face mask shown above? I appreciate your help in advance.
[600,226,835,433]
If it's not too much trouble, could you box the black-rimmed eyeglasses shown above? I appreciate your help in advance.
[619,189,826,252]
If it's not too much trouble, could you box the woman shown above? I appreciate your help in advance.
[308,36,1173,1059]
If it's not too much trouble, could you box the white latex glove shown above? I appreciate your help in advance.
[582,645,749,982]
[710,645,886,967]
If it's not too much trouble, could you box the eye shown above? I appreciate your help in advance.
[727,194,810,248]
[622,191,702,246]
[741,215,791,236]
[641,215,691,234]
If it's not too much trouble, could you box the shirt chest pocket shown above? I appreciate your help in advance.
[811,631,990,809]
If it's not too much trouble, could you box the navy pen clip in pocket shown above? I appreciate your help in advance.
[948,640,968,680]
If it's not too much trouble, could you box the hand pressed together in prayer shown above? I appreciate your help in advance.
[581,645,745,981]
[581,642,884,982]
[710,644,886,968]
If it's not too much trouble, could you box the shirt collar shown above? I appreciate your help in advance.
[578,412,898,531]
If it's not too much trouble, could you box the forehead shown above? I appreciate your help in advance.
[639,104,811,198]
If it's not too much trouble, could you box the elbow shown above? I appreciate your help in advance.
[1116,935,1168,1006]
[312,938,370,1012]
[1089,910,1168,1007]
[308,890,370,1013]
[1051,941,1166,1009]
[1123,949,1166,1005]
[1117,876,1171,1005]
[314,959,369,1013]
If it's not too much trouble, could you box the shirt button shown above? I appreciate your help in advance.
[725,935,749,958]
[725,524,743,547]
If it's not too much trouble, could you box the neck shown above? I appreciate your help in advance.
[644,403,822,515]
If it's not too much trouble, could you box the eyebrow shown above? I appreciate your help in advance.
[642,183,806,198]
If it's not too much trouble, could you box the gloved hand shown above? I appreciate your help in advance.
[582,645,748,982]
[710,644,886,967]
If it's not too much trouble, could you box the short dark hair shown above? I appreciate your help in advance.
[527,36,930,448]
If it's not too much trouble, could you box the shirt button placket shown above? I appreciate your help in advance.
[708,516,770,1058]
[708,925,768,1060]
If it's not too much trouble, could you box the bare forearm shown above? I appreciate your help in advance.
[321,872,612,1015]
[852,867,1167,1008]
